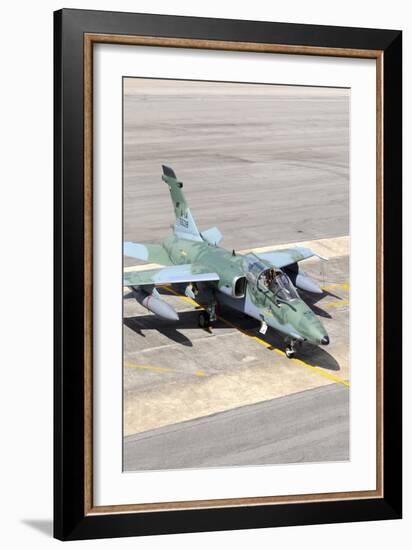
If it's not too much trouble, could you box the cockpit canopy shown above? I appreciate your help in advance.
[242,255,267,286]
[243,254,299,302]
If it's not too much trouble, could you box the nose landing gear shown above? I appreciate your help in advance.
[285,338,299,359]
[285,346,295,359]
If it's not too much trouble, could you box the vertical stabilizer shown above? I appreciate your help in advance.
[161,165,202,241]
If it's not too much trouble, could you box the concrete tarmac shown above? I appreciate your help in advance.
[123,247,349,436]
[123,79,350,470]
[124,79,349,265]
[124,383,349,471]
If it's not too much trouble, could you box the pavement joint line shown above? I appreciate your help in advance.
[161,286,350,388]
[125,361,206,378]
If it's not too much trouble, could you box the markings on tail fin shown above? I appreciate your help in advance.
[161,165,202,241]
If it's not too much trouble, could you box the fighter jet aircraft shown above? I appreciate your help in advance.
[124,166,329,358]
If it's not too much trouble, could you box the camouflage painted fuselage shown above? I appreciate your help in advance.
[162,233,328,345]
[124,165,329,350]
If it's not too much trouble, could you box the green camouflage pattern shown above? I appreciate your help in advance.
[124,166,329,347]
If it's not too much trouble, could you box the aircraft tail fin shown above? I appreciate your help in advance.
[161,165,202,241]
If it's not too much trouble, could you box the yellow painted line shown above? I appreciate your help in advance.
[287,357,349,386]
[322,299,350,308]
[162,286,349,388]
[125,362,172,373]
[322,282,350,291]
[162,285,204,309]
[125,361,206,378]
[213,315,349,387]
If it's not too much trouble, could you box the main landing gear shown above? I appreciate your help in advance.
[198,299,217,329]
[198,310,211,329]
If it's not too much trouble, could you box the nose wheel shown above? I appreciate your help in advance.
[285,338,299,359]
[285,346,295,359]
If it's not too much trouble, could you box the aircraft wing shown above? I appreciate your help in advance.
[255,246,326,269]
[123,241,173,265]
[124,264,220,287]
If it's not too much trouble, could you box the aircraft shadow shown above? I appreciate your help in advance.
[218,307,342,372]
[123,313,197,347]
[124,305,341,372]
[300,291,332,319]
[295,344,341,371]
[300,289,349,320]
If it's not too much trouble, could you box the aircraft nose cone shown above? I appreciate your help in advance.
[321,335,329,345]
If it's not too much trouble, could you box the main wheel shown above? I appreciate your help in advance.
[198,310,211,329]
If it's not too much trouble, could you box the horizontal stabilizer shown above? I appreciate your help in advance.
[124,264,220,287]
[123,242,173,265]
[201,227,223,246]
[255,246,326,269]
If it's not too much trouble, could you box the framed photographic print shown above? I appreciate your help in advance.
[54,8,402,540]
